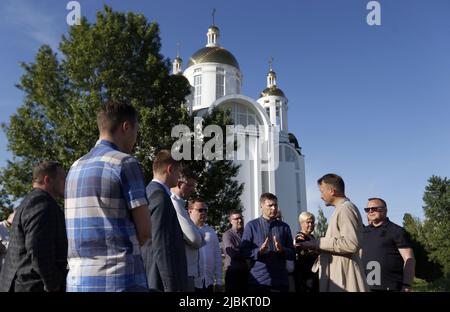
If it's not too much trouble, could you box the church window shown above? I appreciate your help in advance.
[296,173,301,206]
[276,105,281,126]
[216,67,225,99]
[225,103,259,127]
[194,74,202,106]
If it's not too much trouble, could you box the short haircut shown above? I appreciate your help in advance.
[96,100,138,134]
[276,209,283,221]
[299,211,315,224]
[368,197,387,208]
[32,161,63,183]
[229,209,243,218]
[153,149,180,175]
[188,197,206,210]
[260,192,278,204]
[178,165,198,183]
[317,173,345,194]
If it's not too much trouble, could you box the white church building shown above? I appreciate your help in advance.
[173,23,307,234]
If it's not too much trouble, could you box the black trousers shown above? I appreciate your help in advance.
[225,268,249,293]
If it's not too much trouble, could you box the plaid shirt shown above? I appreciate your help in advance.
[65,140,148,292]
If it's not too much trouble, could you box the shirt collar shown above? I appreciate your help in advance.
[171,192,183,201]
[96,139,120,151]
[260,216,276,224]
[231,227,243,235]
[369,217,390,228]
[152,178,171,196]
[335,197,349,206]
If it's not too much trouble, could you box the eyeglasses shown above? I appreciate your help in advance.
[364,206,386,213]
[195,208,208,213]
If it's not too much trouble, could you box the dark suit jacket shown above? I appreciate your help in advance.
[144,181,188,291]
[0,188,68,292]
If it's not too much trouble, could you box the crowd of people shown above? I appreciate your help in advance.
[0,100,415,292]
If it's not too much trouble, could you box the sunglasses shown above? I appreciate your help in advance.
[364,206,386,213]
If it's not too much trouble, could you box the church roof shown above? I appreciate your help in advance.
[260,86,286,98]
[187,46,240,69]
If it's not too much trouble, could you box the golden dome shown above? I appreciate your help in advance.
[260,86,286,98]
[187,46,240,69]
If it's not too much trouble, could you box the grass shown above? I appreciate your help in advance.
[413,277,450,292]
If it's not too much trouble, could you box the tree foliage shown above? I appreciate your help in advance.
[0,6,242,231]
[315,205,328,238]
[403,213,442,281]
[402,175,449,281]
[421,175,450,276]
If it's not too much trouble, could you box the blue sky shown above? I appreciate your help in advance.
[0,0,449,225]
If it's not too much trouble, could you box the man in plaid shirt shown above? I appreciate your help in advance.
[65,100,151,292]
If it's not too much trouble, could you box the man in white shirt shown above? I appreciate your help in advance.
[170,167,205,292]
[188,198,223,292]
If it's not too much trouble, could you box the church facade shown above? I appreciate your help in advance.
[173,23,307,234]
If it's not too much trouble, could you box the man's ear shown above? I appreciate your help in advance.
[43,175,51,187]
[122,121,130,133]
[166,164,173,175]
[329,186,336,196]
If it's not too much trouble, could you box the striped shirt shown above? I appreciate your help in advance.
[65,140,148,292]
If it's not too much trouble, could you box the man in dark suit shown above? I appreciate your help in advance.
[144,150,188,291]
[0,161,68,292]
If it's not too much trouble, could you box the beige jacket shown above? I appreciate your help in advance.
[313,198,368,292]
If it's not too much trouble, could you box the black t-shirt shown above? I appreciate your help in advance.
[361,218,412,291]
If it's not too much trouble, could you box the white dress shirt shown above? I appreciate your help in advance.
[170,193,205,277]
[195,224,223,288]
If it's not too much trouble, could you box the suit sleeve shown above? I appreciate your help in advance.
[23,200,63,291]
[148,189,179,291]
[319,206,361,254]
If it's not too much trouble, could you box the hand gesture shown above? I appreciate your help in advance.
[259,237,269,254]
[273,235,283,252]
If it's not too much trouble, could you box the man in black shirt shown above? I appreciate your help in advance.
[361,198,415,292]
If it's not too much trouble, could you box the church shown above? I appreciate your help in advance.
[173,22,307,234]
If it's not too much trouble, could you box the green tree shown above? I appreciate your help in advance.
[421,176,450,276]
[0,6,242,231]
[315,205,328,237]
[0,187,13,221]
[403,213,442,281]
